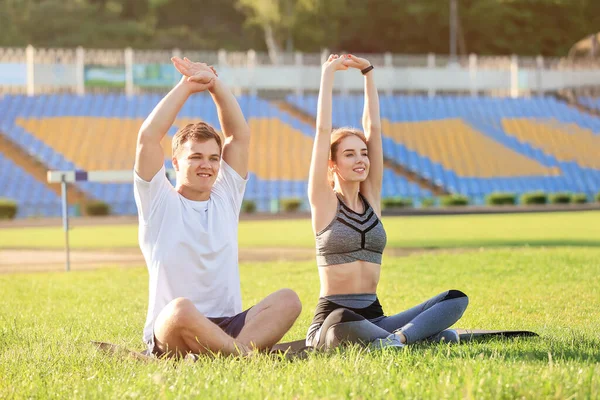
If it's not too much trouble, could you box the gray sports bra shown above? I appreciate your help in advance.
[315,192,387,266]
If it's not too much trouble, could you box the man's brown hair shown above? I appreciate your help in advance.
[172,122,223,158]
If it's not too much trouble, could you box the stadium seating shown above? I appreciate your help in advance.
[0,151,70,217]
[287,94,600,203]
[578,97,600,111]
[0,94,318,215]
[2,92,599,217]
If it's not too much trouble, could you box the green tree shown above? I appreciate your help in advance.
[154,0,261,50]
[0,0,598,56]
[237,0,318,63]
[0,0,152,48]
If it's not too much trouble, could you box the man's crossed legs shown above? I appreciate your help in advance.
[153,289,302,357]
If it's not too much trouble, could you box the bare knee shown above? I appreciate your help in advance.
[159,297,198,329]
[153,297,201,356]
[273,288,302,317]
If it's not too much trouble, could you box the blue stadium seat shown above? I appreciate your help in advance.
[0,152,69,217]
[3,93,599,217]
[286,94,600,202]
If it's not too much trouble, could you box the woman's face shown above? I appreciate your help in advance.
[331,135,370,183]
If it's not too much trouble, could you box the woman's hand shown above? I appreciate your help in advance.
[322,54,350,74]
[343,54,371,71]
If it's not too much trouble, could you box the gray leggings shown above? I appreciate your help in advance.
[306,290,469,349]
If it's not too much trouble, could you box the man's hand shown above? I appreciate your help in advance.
[171,57,218,93]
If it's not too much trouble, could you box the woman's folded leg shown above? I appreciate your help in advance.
[373,290,469,344]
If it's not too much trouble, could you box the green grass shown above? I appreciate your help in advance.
[2,211,600,250]
[1,248,599,398]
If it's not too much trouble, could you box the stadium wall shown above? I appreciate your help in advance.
[2,47,600,97]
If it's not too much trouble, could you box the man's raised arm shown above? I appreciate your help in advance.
[135,66,215,181]
[172,57,250,178]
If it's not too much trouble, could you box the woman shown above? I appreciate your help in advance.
[306,54,469,350]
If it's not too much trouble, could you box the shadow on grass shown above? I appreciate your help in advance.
[90,335,600,365]
[412,336,600,363]
[395,239,600,250]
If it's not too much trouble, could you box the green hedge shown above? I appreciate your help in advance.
[440,194,469,207]
[549,193,571,204]
[85,201,111,216]
[280,198,302,212]
[596,192,600,203]
[520,192,547,205]
[571,193,588,204]
[241,200,256,213]
[485,192,517,206]
[382,197,413,209]
[421,198,435,208]
[0,198,18,219]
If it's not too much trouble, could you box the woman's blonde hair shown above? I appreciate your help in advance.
[328,127,368,188]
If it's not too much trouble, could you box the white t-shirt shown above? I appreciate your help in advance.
[133,160,247,347]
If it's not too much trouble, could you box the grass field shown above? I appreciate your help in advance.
[1,213,599,398]
[2,211,600,250]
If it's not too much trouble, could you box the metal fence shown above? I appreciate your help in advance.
[2,46,600,97]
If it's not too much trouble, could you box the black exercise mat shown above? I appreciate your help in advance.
[92,329,538,360]
[91,341,156,362]
[454,329,538,341]
[270,329,539,353]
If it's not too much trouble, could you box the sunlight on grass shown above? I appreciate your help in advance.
[0,248,599,398]
[1,211,599,250]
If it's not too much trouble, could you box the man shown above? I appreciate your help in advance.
[134,57,301,358]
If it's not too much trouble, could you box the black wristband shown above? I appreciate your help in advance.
[361,65,374,75]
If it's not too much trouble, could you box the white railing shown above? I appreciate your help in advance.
[1,46,600,97]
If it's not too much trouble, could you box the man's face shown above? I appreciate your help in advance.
[173,138,221,193]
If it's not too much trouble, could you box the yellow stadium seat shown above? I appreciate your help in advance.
[502,118,600,170]
[16,117,174,171]
[382,118,557,178]
[16,114,316,182]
